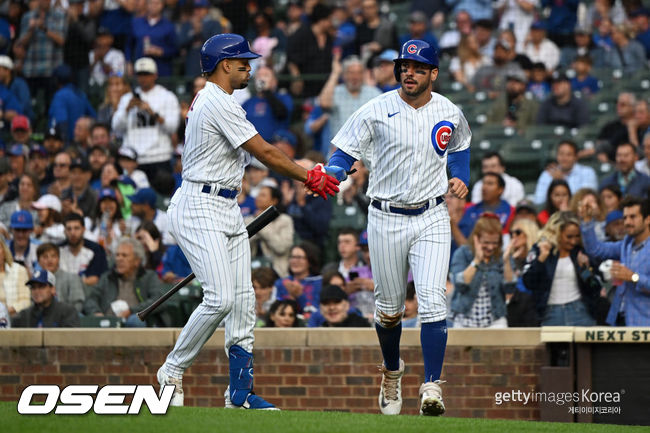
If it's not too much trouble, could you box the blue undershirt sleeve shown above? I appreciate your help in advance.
[448,148,470,187]
[327,148,357,172]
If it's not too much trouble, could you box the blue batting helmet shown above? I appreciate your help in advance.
[393,39,439,82]
[200,33,261,75]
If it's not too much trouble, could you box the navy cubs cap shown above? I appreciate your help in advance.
[27,269,56,287]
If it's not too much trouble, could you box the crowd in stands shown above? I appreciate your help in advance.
[0,0,649,330]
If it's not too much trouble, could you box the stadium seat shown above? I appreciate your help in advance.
[79,315,122,328]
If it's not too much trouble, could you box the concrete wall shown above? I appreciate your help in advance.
[0,328,544,418]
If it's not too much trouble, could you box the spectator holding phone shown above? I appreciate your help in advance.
[274,242,323,318]
[242,66,293,142]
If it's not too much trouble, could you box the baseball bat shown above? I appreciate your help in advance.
[137,205,280,321]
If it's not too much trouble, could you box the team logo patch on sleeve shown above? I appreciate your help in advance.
[431,121,455,156]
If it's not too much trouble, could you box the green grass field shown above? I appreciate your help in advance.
[3,402,644,433]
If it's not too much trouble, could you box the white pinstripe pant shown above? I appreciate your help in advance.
[162,181,255,378]
[368,201,451,324]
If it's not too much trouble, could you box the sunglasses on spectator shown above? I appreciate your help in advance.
[509,229,523,236]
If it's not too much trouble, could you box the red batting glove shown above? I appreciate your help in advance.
[304,165,340,199]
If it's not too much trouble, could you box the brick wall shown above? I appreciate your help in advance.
[0,329,544,418]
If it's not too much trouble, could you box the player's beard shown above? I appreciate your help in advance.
[401,79,431,98]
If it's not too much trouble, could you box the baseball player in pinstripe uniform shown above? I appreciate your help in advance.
[324,40,471,416]
[156,34,339,410]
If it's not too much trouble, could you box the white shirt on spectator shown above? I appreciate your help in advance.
[524,38,560,72]
[112,84,180,165]
[89,48,126,86]
[59,245,95,277]
[124,169,150,190]
[330,84,382,142]
[495,0,539,53]
[635,159,650,176]
[471,172,525,207]
[450,55,492,87]
[547,256,582,305]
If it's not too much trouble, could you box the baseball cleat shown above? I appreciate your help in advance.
[224,386,279,410]
[378,359,404,415]
[157,367,184,407]
[419,381,445,416]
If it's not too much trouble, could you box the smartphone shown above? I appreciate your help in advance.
[349,271,359,280]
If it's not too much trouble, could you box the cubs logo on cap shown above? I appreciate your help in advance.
[431,121,454,156]
[27,269,56,287]
[406,44,418,54]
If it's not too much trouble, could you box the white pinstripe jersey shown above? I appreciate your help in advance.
[332,90,471,204]
[182,82,258,189]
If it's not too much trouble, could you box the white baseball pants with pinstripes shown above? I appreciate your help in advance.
[161,181,256,379]
[368,201,451,324]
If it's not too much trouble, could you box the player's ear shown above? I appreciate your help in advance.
[221,59,231,74]
[430,67,439,81]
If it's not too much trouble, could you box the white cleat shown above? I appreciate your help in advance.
[157,367,184,407]
[224,387,237,409]
[419,381,445,416]
[224,386,280,410]
[378,359,404,415]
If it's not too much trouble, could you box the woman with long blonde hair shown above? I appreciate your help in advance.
[0,238,30,316]
[97,74,131,125]
[449,214,515,328]
[505,218,540,276]
[522,211,601,325]
[449,33,491,92]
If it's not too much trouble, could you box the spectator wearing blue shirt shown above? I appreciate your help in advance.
[303,100,331,156]
[176,0,222,77]
[581,197,650,326]
[161,244,191,283]
[399,11,440,53]
[456,173,515,243]
[527,62,551,101]
[630,8,650,59]
[0,56,32,121]
[372,49,400,93]
[541,0,579,47]
[274,243,323,317]
[446,0,493,22]
[603,24,647,75]
[570,55,599,97]
[242,66,293,142]
[600,142,650,198]
[332,5,357,59]
[534,140,598,205]
[48,64,96,144]
[99,0,135,50]
[0,17,10,55]
[126,0,178,77]
[0,81,24,127]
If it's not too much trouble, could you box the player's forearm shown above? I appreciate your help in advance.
[242,135,308,182]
